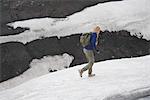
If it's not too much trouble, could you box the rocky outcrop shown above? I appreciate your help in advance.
[0,42,32,82]
[96,30,150,60]
[25,37,62,58]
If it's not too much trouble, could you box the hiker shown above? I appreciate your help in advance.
[79,26,101,77]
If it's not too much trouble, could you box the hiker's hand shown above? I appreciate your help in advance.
[96,50,100,54]
[95,49,100,54]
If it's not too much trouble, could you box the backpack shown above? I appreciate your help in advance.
[80,32,92,47]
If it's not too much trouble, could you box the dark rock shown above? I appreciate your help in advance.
[96,30,150,61]
[0,42,32,82]
[1,0,122,23]
[25,37,62,59]
[0,24,29,36]
[58,34,86,66]
[25,34,87,67]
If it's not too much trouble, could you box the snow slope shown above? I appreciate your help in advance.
[0,53,74,91]
[0,55,150,100]
[0,0,150,44]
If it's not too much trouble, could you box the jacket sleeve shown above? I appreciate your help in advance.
[91,33,97,49]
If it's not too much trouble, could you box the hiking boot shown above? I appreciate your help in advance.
[78,69,83,77]
[88,74,95,77]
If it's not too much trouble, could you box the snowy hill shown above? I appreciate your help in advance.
[0,55,150,100]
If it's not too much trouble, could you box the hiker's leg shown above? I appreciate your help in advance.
[81,49,94,72]
[88,51,94,75]
[82,61,94,72]
[88,64,93,75]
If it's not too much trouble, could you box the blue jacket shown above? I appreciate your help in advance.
[84,32,97,50]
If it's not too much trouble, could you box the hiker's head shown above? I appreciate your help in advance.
[93,26,101,34]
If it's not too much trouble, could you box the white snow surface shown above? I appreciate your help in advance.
[0,0,150,44]
[0,53,74,91]
[0,55,150,100]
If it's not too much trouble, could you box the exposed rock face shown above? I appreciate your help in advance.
[1,25,29,36]
[96,30,150,61]
[0,42,32,82]
[25,37,62,59]
[25,35,85,67]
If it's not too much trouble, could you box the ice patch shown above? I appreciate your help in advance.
[30,53,74,72]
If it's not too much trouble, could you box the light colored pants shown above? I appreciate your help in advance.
[81,48,95,75]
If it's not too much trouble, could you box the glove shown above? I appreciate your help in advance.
[96,50,100,54]
[95,49,100,54]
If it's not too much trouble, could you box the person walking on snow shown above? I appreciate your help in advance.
[79,26,101,77]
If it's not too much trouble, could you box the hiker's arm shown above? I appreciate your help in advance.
[91,34,100,53]
[91,34,97,50]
